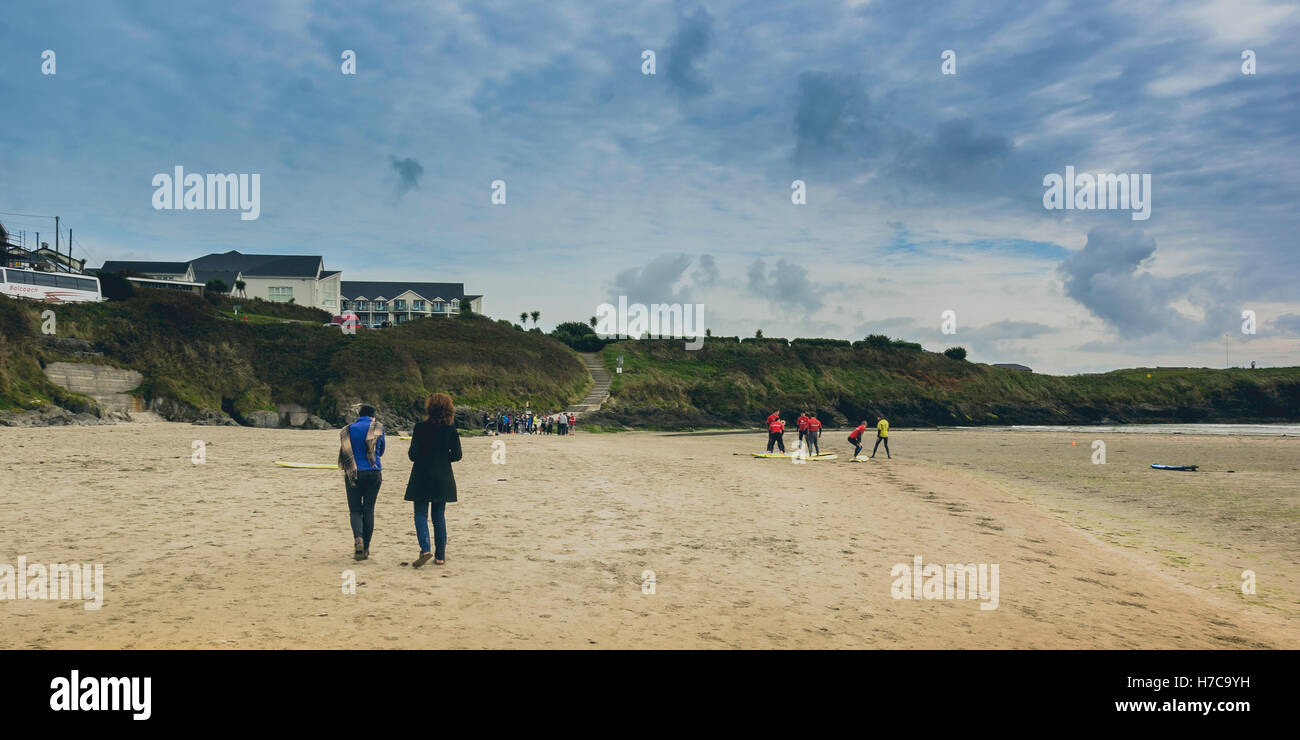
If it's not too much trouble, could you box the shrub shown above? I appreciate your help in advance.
[97,272,135,301]
[792,338,852,348]
[944,346,968,361]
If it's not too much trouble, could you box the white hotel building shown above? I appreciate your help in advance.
[97,251,481,321]
[341,282,483,327]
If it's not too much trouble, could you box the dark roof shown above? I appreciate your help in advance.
[189,250,322,278]
[193,270,240,289]
[99,260,191,275]
[341,281,466,301]
[321,270,341,278]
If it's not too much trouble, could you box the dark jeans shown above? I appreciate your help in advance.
[414,501,447,559]
[345,470,382,549]
[805,430,820,455]
[767,432,785,453]
[872,436,891,458]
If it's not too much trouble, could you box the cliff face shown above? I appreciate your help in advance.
[0,292,589,428]
[586,340,1300,429]
[4,294,1296,431]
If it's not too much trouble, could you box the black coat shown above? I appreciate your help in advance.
[403,421,462,503]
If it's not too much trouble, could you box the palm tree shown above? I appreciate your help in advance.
[519,311,528,326]
[588,316,598,329]
[530,310,540,327]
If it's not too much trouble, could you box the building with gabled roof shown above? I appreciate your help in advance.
[92,251,480,318]
[341,281,483,327]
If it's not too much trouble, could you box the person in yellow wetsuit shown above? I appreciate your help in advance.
[871,416,891,459]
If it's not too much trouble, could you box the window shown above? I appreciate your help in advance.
[413,300,425,311]
[395,300,407,311]
[374,301,386,311]
[451,299,460,311]
[340,300,349,310]
[433,301,444,312]
[354,300,367,311]
[55,275,97,292]
[268,286,293,302]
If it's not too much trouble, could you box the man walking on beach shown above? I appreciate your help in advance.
[340,404,385,561]
[871,416,891,459]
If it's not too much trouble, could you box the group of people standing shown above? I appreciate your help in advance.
[341,397,462,569]
[484,410,576,436]
[764,409,891,460]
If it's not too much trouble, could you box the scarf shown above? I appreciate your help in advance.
[339,417,383,484]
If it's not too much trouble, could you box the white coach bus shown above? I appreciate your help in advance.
[0,267,103,303]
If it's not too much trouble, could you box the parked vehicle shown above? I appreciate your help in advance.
[0,267,102,303]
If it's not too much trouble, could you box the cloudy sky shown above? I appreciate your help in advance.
[2,0,1298,373]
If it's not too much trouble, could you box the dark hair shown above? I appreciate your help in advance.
[425,393,454,426]
[359,404,376,418]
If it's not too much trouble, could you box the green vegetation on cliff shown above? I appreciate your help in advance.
[591,338,1300,428]
[0,292,589,424]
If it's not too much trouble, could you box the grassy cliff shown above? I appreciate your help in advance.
[5,292,1296,429]
[0,292,589,425]
[587,338,1300,428]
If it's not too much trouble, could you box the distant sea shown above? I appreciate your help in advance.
[958,424,1300,437]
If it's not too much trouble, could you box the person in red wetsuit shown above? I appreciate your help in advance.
[848,421,868,458]
[568,412,576,435]
[766,409,780,426]
[805,414,822,455]
[766,415,787,453]
[796,412,810,447]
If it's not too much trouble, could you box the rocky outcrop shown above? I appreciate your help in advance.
[0,404,121,427]
[301,415,333,429]
[241,410,281,428]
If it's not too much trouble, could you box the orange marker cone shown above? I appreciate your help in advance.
[1072,441,1077,446]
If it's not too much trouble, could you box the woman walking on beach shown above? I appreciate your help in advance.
[405,393,462,568]
[340,404,385,561]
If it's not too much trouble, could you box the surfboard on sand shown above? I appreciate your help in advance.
[751,452,794,458]
[1151,464,1198,471]
[275,461,338,469]
[805,454,838,460]
[846,456,872,463]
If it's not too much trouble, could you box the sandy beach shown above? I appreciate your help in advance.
[1,422,1296,649]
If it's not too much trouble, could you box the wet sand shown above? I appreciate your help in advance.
[1,423,1296,648]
